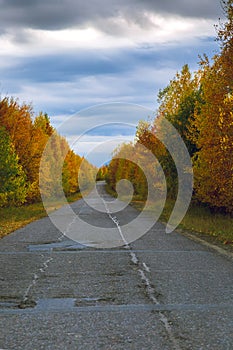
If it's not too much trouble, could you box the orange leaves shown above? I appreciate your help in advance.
[188,5,233,213]
[0,97,96,205]
[0,97,33,171]
[107,4,233,214]
[63,150,81,195]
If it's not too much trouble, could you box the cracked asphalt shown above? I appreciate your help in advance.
[0,182,233,349]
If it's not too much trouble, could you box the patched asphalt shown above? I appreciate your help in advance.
[0,182,232,349]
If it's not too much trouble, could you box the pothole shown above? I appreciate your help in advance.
[0,301,19,309]
[75,296,116,306]
[36,298,76,310]
[18,299,37,309]
[0,298,37,310]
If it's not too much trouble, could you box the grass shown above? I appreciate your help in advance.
[0,192,82,239]
[159,199,233,244]
[0,202,47,238]
[179,203,233,245]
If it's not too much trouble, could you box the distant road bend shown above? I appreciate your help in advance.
[0,182,233,349]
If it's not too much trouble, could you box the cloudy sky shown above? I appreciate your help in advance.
[0,0,223,165]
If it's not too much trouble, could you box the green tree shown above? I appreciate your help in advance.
[0,127,27,206]
[157,64,200,156]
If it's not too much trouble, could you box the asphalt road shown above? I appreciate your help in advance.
[0,182,232,349]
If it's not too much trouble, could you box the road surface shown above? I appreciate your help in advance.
[0,182,233,349]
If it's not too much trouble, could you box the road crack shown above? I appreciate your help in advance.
[19,255,53,308]
[102,197,182,350]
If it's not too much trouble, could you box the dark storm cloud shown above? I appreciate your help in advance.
[0,0,222,34]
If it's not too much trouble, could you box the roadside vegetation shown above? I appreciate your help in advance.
[0,98,96,208]
[0,91,95,239]
[0,1,232,248]
[0,192,83,239]
[106,1,233,247]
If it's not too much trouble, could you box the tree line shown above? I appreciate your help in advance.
[107,0,233,214]
[0,97,96,207]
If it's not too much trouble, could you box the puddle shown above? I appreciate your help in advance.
[28,240,86,252]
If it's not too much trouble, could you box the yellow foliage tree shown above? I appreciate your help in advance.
[191,1,233,212]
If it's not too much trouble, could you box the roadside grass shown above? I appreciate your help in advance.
[0,202,47,239]
[106,184,233,246]
[0,192,82,239]
[162,200,233,244]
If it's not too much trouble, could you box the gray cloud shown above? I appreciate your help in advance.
[0,33,217,117]
[0,0,222,35]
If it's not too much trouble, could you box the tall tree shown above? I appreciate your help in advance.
[157,64,200,155]
[26,113,54,202]
[0,127,27,206]
[0,97,33,174]
[190,1,233,212]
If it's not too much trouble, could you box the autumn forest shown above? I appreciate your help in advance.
[107,1,233,215]
[0,0,232,221]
